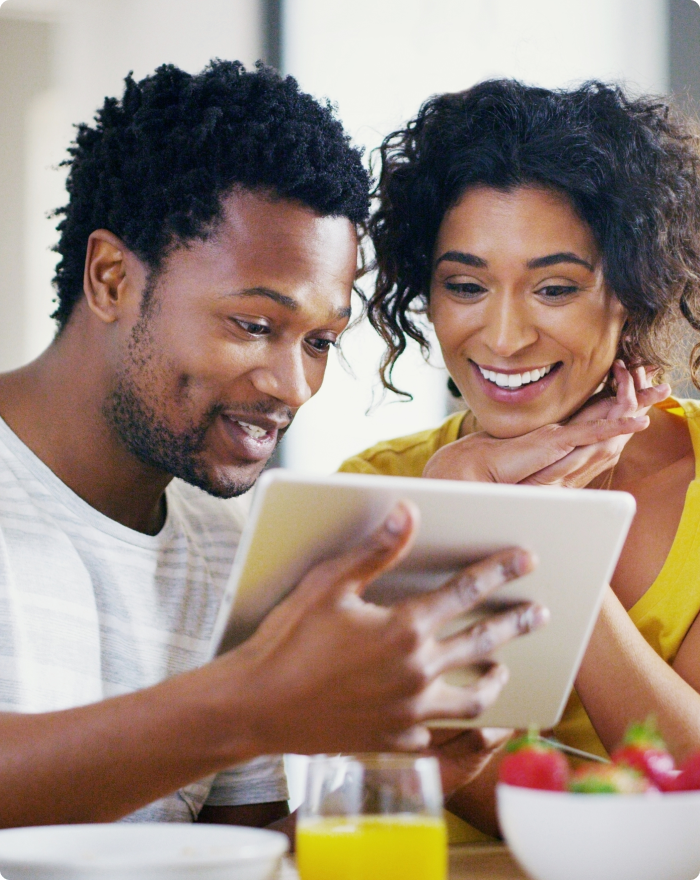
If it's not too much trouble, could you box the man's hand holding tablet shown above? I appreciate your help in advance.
[213,499,546,756]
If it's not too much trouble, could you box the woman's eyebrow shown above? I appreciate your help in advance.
[434,250,595,272]
[527,252,594,271]
[434,251,487,269]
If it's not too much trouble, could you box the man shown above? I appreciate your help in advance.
[0,60,546,830]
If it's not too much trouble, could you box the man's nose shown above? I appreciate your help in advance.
[480,291,538,357]
[249,346,313,409]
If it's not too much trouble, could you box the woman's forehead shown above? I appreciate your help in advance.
[435,185,600,267]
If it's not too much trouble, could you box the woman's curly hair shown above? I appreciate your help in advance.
[368,79,700,395]
[52,60,369,330]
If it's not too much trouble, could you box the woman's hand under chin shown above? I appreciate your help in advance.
[423,361,671,488]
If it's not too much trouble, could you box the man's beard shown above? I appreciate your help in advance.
[103,369,285,499]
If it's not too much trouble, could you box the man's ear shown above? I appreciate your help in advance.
[83,230,145,324]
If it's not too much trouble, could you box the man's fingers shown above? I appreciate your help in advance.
[429,726,511,755]
[390,725,432,751]
[403,548,537,634]
[297,500,419,603]
[429,601,549,675]
[414,663,511,721]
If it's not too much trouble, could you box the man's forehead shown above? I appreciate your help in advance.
[216,188,357,248]
[151,189,357,319]
[200,189,358,285]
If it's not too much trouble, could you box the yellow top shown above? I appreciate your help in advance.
[339,397,700,842]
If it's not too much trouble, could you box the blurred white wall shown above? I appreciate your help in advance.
[279,0,669,475]
[0,10,53,371]
[0,0,262,369]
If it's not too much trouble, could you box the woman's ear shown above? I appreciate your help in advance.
[83,230,144,324]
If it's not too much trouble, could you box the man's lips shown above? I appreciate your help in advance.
[222,413,290,435]
[219,414,289,462]
[470,360,563,403]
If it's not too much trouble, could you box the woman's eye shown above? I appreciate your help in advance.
[444,281,487,298]
[235,319,270,336]
[536,285,578,299]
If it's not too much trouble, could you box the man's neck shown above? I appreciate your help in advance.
[0,331,171,535]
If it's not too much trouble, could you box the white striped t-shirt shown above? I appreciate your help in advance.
[0,415,287,821]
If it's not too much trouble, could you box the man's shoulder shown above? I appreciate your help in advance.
[339,411,467,478]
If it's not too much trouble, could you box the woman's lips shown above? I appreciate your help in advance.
[220,415,280,461]
[470,360,562,404]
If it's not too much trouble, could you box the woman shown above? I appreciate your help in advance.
[340,80,700,839]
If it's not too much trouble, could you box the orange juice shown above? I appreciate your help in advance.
[296,814,447,880]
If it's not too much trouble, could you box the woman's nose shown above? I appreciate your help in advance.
[480,293,538,357]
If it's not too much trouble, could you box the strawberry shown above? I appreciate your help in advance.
[672,751,700,791]
[569,763,654,794]
[611,719,677,791]
[499,731,569,791]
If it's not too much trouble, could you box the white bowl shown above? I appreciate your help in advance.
[0,823,289,880]
[497,783,700,880]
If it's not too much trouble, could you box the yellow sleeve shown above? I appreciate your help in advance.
[337,412,468,478]
[338,456,382,475]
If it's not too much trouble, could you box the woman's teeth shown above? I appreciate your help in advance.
[478,364,554,389]
[236,420,268,440]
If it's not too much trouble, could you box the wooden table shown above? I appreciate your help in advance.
[449,845,528,879]
[281,843,529,879]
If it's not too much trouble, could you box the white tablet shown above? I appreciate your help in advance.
[210,469,635,729]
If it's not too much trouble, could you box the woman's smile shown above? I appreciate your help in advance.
[429,186,627,438]
[470,359,563,405]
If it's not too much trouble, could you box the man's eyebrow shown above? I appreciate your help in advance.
[226,287,351,321]
[526,252,594,271]
[229,287,299,310]
[434,251,488,269]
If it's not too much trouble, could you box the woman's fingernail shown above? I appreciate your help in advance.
[384,503,410,535]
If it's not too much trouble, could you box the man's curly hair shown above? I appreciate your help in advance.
[368,79,700,395]
[52,60,370,330]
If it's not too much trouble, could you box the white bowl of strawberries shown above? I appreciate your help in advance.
[497,722,700,880]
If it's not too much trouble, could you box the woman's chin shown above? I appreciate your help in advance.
[464,389,593,439]
[465,405,570,439]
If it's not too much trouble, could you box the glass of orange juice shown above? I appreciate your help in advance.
[296,754,447,880]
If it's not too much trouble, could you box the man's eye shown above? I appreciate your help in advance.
[536,285,578,299]
[444,281,487,298]
[307,337,336,353]
[235,319,269,335]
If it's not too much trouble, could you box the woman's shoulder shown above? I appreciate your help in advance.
[338,411,467,477]
[656,396,700,422]
[656,397,700,469]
